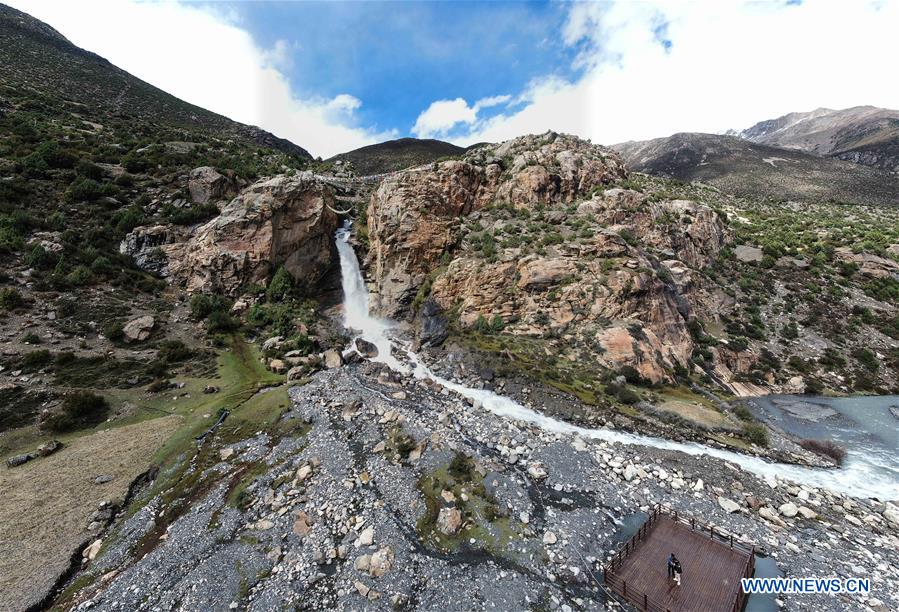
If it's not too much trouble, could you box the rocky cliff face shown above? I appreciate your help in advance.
[367,132,627,317]
[123,175,339,295]
[367,132,731,384]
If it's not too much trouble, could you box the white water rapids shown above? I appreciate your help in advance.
[335,226,898,501]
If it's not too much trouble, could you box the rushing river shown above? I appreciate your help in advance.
[335,226,899,501]
[749,395,899,499]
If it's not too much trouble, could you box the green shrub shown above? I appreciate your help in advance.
[76,159,104,180]
[448,452,476,481]
[206,309,239,333]
[42,391,110,432]
[742,422,769,447]
[157,340,192,363]
[266,266,294,303]
[22,349,52,370]
[66,178,104,202]
[606,382,640,404]
[190,293,229,320]
[733,404,753,421]
[112,206,145,233]
[103,320,124,341]
[851,347,879,372]
[0,287,24,311]
[66,265,93,286]
[36,141,78,169]
[22,332,41,344]
[618,365,644,385]
[163,202,219,226]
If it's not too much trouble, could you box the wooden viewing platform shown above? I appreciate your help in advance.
[603,505,755,612]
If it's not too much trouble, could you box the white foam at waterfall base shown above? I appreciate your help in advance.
[335,227,898,501]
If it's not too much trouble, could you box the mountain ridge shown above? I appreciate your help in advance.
[328,137,466,175]
[613,131,898,205]
[737,105,899,173]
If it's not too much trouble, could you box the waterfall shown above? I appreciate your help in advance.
[335,224,407,373]
[334,226,897,501]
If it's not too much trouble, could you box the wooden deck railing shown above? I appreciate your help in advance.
[602,504,756,612]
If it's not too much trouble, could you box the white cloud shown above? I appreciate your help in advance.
[475,94,512,109]
[412,98,480,138]
[412,94,514,138]
[8,0,393,157]
[423,0,899,147]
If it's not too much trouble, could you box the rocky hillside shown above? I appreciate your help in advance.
[368,133,899,407]
[0,4,310,159]
[739,106,899,173]
[613,132,898,206]
[329,137,465,176]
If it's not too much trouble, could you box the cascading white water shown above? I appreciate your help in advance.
[335,224,408,373]
[335,226,897,501]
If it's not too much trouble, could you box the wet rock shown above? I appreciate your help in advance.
[355,338,378,358]
[734,245,763,263]
[293,511,314,537]
[797,506,817,520]
[83,539,102,561]
[623,464,638,481]
[358,525,375,546]
[287,366,307,381]
[436,508,462,535]
[418,298,448,347]
[123,175,338,296]
[262,336,284,352]
[883,503,899,529]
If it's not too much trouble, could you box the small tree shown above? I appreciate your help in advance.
[266,266,294,303]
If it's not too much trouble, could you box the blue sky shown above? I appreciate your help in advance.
[236,1,580,135]
[10,0,899,157]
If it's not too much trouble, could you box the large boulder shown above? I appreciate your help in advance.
[123,175,339,296]
[188,166,237,205]
[122,315,155,342]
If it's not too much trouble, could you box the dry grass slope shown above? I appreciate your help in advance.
[0,416,180,612]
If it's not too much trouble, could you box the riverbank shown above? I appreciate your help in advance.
[56,362,899,611]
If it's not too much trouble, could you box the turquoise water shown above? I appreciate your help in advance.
[749,395,899,497]
[745,554,782,612]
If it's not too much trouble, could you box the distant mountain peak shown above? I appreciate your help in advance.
[736,106,899,172]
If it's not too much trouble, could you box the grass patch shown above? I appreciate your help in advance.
[416,453,524,554]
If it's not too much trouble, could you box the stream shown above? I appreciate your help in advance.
[335,226,898,501]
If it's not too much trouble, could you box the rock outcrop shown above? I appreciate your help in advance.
[367,132,627,316]
[188,166,238,205]
[365,132,730,383]
[123,175,339,295]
